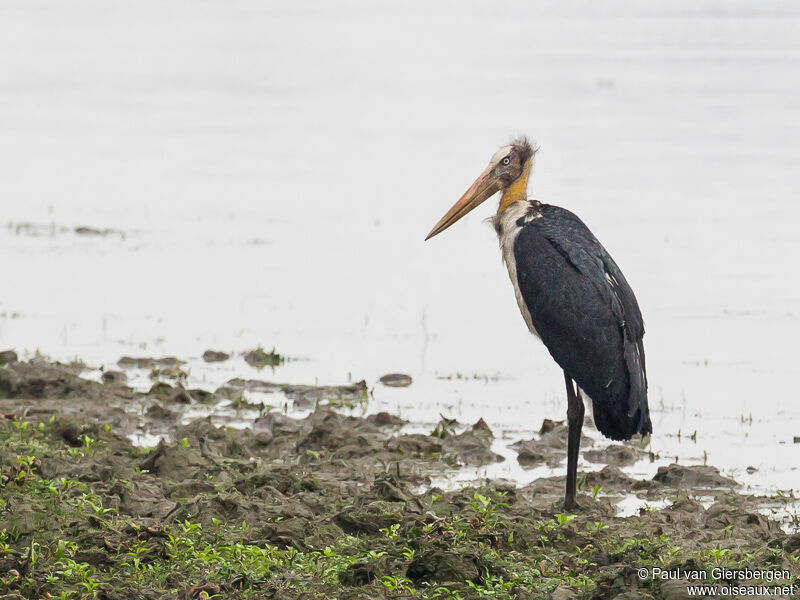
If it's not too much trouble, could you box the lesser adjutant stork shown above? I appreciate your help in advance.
[426,137,652,510]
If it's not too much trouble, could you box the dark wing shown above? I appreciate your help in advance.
[513,204,651,440]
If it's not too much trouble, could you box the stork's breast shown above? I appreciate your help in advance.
[496,203,541,339]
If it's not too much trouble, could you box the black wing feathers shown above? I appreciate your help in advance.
[513,205,651,440]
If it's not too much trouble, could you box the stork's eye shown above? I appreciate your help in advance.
[502,157,510,166]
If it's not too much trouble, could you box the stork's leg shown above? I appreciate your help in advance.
[563,372,585,511]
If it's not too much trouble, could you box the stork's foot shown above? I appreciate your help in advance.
[562,497,585,513]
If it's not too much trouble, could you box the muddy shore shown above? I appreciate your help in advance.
[0,356,797,599]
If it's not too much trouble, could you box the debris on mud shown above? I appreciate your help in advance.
[0,358,797,599]
[6,221,125,240]
[150,365,189,382]
[431,415,459,439]
[73,225,126,238]
[243,346,284,368]
[0,350,17,366]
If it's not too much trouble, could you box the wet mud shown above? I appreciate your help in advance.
[0,357,797,599]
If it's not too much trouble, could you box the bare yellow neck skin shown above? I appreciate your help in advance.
[497,159,531,215]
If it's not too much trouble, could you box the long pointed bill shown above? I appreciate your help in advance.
[425,165,501,240]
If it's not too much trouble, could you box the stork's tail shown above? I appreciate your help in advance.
[591,395,651,441]
[591,339,651,441]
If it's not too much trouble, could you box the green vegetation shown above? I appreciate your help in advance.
[0,415,797,599]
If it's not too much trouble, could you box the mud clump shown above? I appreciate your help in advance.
[220,377,368,410]
[101,369,127,384]
[366,411,406,427]
[406,550,485,584]
[512,418,593,467]
[441,418,504,466]
[0,350,17,365]
[652,464,737,489]
[148,381,192,404]
[0,358,797,600]
[339,555,394,585]
[584,444,648,466]
[118,356,184,369]
[386,417,503,467]
[0,360,131,402]
[585,465,635,490]
[202,349,230,363]
[388,433,443,455]
[379,373,413,387]
[784,532,800,553]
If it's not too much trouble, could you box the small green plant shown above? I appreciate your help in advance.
[381,523,401,540]
[555,513,576,526]
[470,491,509,526]
[78,433,99,449]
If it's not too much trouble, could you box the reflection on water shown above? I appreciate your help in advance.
[1,1,799,496]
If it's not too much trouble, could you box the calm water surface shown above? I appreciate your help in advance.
[1,1,799,497]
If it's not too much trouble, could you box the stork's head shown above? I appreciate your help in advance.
[425,137,537,240]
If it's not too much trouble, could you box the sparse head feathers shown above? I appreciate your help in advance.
[509,135,538,164]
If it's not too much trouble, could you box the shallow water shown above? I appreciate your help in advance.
[1,1,799,497]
